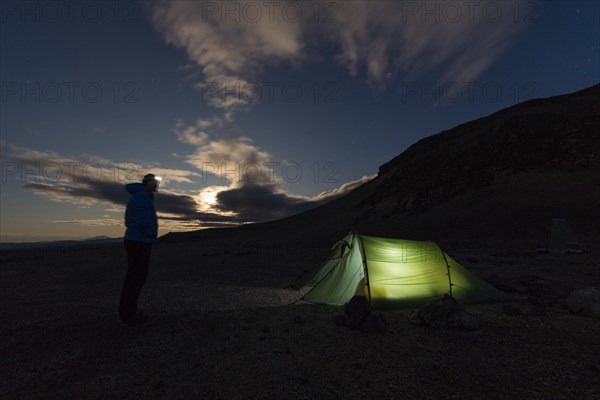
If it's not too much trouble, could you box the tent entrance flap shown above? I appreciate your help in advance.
[293,232,505,308]
[301,233,366,306]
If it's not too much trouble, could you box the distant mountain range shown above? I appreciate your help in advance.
[0,236,122,251]
[162,83,600,246]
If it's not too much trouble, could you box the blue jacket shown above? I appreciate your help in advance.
[124,183,158,243]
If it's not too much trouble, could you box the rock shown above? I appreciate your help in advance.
[360,313,387,333]
[502,304,521,316]
[335,296,387,333]
[409,294,480,330]
[565,287,600,319]
[408,310,422,325]
[333,314,348,327]
[344,296,371,328]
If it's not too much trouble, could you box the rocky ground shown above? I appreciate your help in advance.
[1,236,599,399]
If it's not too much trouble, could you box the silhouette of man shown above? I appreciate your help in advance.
[119,173,160,326]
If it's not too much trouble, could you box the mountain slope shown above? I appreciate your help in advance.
[163,84,600,245]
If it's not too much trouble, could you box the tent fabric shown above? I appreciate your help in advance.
[294,232,505,308]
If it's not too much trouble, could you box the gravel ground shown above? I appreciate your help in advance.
[1,238,599,399]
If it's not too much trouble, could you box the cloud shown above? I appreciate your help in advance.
[173,123,376,222]
[2,142,234,228]
[4,140,373,229]
[215,183,304,220]
[2,142,201,185]
[149,1,525,102]
[146,1,525,224]
[138,166,201,184]
[150,0,303,110]
[21,180,247,227]
[174,121,273,185]
[326,1,527,89]
[214,174,375,221]
[310,174,375,201]
[49,218,123,227]
[197,115,226,129]
[23,181,128,207]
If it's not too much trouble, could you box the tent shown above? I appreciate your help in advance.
[293,232,505,308]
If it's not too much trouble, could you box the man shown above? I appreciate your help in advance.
[119,173,160,326]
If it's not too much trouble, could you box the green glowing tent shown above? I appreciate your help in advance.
[293,232,505,308]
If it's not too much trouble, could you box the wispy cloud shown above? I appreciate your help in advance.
[150,0,303,111]
[150,0,525,105]
[49,218,123,227]
[2,142,201,185]
[1,142,229,228]
[3,139,374,227]
[322,1,527,89]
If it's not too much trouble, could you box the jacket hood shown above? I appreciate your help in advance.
[125,183,147,195]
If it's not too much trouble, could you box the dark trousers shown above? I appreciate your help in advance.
[119,239,152,322]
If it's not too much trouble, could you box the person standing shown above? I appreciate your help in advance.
[119,174,160,326]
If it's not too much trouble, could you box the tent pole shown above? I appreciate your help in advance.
[356,233,372,305]
[441,249,453,297]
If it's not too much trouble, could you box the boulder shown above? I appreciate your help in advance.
[409,294,480,330]
[565,287,600,319]
[408,309,422,325]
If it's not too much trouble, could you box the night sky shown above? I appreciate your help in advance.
[1,0,598,242]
